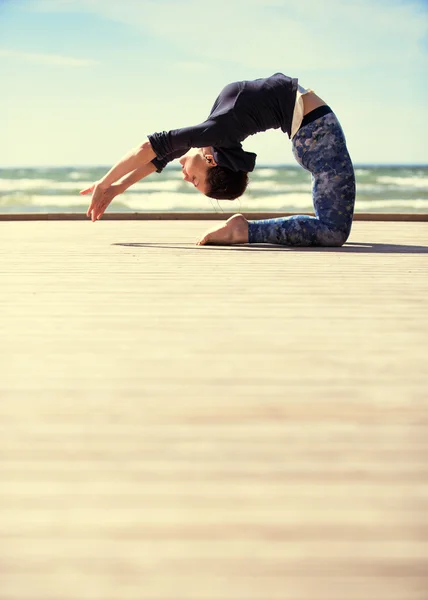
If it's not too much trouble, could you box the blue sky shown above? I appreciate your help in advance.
[1,0,427,166]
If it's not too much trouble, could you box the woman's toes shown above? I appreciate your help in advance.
[196,222,224,245]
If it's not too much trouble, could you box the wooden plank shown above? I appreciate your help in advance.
[0,220,427,600]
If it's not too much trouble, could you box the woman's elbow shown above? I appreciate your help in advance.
[136,140,156,165]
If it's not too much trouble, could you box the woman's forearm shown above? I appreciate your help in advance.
[98,140,156,188]
[116,162,157,193]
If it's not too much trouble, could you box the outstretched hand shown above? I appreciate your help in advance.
[80,183,121,222]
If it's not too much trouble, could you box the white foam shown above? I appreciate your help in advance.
[119,193,207,211]
[0,178,51,190]
[248,181,310,192]
[355,198,428,210]
[0,178,187,193]
[27,195,90,207]
[55,181,96,191]
[356,183,394,192]
[240,193,313,210]
[235,195,428,212]
[253,168,283,178]
[131,180,185,192]
[0,178,94,191]
[377,176,428,189]
[3,191,428,213]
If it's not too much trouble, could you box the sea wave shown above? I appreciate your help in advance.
[2,191,428,213]
[252,168,292,178]
[0,178,186,193]
[241,195,428,211]
[1,165,427,214]
[248,181,310,192]
[356,198,428,210]
[3,175,425,195]
[0,193,210,212]
[0,178,94,191]
[376,176,428,188]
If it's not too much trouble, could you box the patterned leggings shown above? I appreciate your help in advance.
[248,111,356,246]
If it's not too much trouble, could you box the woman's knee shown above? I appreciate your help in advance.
[319,226,350,247]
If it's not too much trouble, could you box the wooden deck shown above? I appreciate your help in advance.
[1,219,427,600]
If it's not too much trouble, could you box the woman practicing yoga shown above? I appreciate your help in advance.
[82,72,355,247]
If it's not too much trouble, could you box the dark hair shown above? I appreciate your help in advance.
[205,166,249,200]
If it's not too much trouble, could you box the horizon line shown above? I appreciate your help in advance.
[1,163,428,170]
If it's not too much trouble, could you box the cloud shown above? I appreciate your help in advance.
[26,0,428,72]
[0,48,98,67]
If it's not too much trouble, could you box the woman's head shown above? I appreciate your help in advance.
[179,149,248,200]
[205,166,248,200]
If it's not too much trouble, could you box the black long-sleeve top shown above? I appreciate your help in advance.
[148,72,298,173]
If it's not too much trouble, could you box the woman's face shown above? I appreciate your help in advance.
[179,148,217,195]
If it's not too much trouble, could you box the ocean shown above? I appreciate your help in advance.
[1,165,427,214]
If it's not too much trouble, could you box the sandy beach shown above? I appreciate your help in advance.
[1,219,427,600]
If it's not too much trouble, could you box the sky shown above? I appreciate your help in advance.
[1,0,427,167]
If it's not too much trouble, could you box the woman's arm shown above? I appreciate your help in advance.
[149,116,256,173]
[97,140,156,189]
[149,119,222,163]
[81,163,157,221]
[115,162,157,193]
[83,141,157,222]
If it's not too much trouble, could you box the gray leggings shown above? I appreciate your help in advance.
[248,111,356,246]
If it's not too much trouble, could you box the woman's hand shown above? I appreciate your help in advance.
[80,183,122,222]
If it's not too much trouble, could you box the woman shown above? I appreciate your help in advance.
[81,72,355,247]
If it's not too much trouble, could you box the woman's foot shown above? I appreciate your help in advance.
[196,213,249,246]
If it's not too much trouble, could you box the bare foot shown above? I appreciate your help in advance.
[196,214,249,246]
